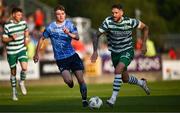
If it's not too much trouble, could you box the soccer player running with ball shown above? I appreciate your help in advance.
[91,4,150,107]
[2,7,29,101]
[33,5,88,107]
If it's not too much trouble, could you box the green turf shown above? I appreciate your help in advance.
[0,80,180,112]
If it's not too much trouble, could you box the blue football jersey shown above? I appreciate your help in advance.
[43,19,78,60]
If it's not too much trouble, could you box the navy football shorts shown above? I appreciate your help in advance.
[56,53,84,73]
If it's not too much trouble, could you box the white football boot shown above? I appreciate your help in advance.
[19,81,27,95]
[12,88,18,101]
[106,97,116,107]
[141,78,150,95]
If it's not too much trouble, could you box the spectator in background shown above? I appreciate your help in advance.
[135,38,143,56]
[71,39,85,59]
[145,38,156,57]
[34,8,44,30]
[27,14,35,33]
[168,47,177,60]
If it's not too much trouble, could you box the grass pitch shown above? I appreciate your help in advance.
[0,80,180,112]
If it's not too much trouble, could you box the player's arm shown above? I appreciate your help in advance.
[24,30,30,46]
[138,21,149,55]
[90,31,104,63]
[33,36,46,63]
[91,18,108,63]
[63,27,79,40]
[2,34,17,43]
[2,25,15,43]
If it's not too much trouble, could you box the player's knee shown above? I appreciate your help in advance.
[11,71,16,76]
[115,64,125,74]
[22,68,27,72]
[122,75,129,83]
[11,68,16,76]
[114,68,123,74]
[78,79,85,85]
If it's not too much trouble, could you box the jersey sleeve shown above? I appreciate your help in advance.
[98,18,108,33]
[130,18,140,28]
[70,24,78,33]
[24,22,28,31]
[3,25,9,38]
[43,27,50,39]
[69,21,78,34]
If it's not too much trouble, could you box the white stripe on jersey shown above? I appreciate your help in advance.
[8,40,24,45]
[5,21,26,28]
[7,44,24,50]
[7,47,26,55]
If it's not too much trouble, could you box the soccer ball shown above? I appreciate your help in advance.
[89,96,103,109]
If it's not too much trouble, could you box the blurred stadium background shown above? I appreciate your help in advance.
[0,0,180,112]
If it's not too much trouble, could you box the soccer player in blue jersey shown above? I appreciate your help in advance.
[91,4,150,107]
[33,5,88,107]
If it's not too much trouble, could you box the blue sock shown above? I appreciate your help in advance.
[80,83,87,100]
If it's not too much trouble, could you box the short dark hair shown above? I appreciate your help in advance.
[12,7,22,14]
[112,4,123,10]
[54,5,65,12]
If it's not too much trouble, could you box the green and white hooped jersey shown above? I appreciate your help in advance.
[99,16,140,53]
[3,20,28,55]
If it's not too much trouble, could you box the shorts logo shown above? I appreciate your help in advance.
[59,67,64,71]
[126,52,130,57]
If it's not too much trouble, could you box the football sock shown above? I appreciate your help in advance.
[111,74,122,99]
[80,83,87,100]
[10,76,16,88]
[20,71,26,81]
[128,75,143,86]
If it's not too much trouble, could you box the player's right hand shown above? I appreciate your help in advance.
[33,54,39,63]
[90,52,98,63]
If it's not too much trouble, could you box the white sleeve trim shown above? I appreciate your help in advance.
[99,28,105,33]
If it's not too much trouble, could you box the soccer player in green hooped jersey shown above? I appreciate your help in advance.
[91,4,150,107]
[2,7,29,101]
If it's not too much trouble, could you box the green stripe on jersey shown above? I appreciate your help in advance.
[99,16,139,53]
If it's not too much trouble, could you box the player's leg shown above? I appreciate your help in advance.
[10,67,18,101]
[106,61,124,107]
[71,53,88,107]
[74,70,88,107]
[7,54,18,101]
[19,62,28,95]
[123,71,150,95]
[61,70,74,88]
[56,59,74,88]
[18,50,28,95]
[107,49,134,106]
[120,49,150,95]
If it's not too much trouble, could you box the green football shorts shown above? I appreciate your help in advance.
[7,50,28,68]
[111,49,134,69]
